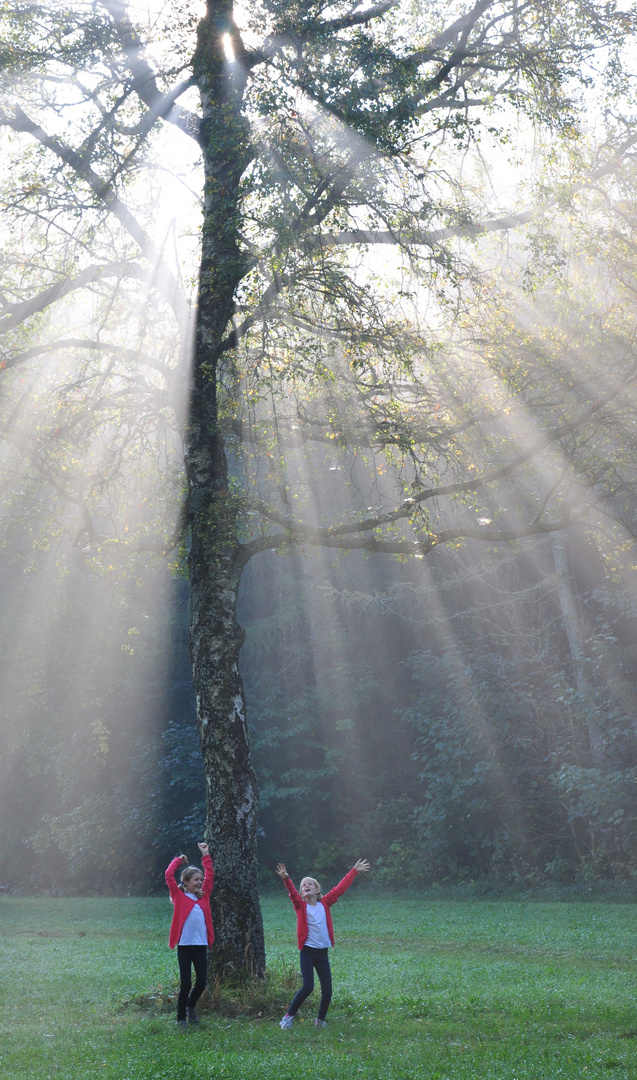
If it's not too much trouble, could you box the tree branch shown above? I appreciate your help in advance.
[243,376,634,551]
[318,0,401,32]
[0,262,137,334]
[239,512,585,563]
[318,133,637,251]
[0,107,189,328]
[407,0,498,65]
[0,261,183,339]
[3,337,172,382]
[318,211,533,249]
[97,0,201,143]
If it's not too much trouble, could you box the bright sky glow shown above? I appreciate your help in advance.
[222,33,236,62]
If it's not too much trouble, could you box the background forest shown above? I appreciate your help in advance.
[3,526,637,894]
[2,0,637,900]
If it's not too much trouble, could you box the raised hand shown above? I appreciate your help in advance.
[197,842,209,856]
[275,862,289,879]
[354,859,370,873]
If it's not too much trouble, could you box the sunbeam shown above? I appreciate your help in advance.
[3,0,637,908]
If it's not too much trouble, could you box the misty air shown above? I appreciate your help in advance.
[1,0,636,1076]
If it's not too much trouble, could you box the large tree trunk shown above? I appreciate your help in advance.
[185,1,265,979]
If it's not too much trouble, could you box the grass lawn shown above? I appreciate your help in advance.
[1,890,636,1079]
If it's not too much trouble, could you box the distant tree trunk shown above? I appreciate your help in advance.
[185,1,265,979]
[550,533,603,760]
[550,532,603,861]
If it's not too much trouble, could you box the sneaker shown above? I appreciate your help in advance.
[186,1007,199,1024]
[176,1019,187,1031]
[314,1019,327,1028]
[279,1013,294,1030]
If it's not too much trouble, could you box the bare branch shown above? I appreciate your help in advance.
[319,133,637,251]
[113,78,198,140]
[407,0,497,65]
[319,0,402,32]
[0,261,137,334]
[0,106,189,328]
[242,374,635,554]
[318,212,533,249]
[4,338,172,381]
[97,0,201,143]
[240,512,585,564]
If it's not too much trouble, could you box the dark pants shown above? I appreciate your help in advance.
[288,946,333,1021]
[177,944,208,1021]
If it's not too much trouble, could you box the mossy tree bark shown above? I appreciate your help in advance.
[186,1,264,978]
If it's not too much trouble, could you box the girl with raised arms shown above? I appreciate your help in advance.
[275,858,370,1029]
[165,841,214,1030]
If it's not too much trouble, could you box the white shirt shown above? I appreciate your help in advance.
[178,894,208,946]
[305,900,331,949]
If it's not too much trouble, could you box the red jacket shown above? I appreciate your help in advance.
[165,854,215,949]
[283,868,359,949]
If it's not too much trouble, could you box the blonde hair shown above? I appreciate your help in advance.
[300,876,322,898]
[179,865,203,892]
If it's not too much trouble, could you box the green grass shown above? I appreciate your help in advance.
[1,892,636,1079]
